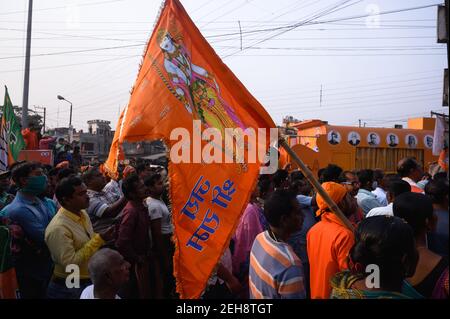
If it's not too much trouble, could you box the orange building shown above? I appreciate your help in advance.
[286,117,438,176]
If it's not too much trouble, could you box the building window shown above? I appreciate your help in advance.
[81,143,94,152]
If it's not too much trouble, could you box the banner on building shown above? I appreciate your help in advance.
[433,114,449,156]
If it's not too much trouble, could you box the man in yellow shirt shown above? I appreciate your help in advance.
[45,176,115,299]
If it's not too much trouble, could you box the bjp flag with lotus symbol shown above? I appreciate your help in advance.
[105,0,275,298]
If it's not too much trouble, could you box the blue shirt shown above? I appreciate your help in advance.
[288,195,317,264]
[356,189,381,216]
[2,192,56,280]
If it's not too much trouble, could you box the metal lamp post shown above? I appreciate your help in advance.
[57,95,73,142]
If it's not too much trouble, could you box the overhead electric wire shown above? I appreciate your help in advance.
[225,0,363,57]
[0,55,140,73]
[202,3,441,40]
[222,2,441,58]
[0,43,144,60]
[0,0,126,16]
[269,96,441,115]
[267,92,440,113]
[261,81,442,102]
[265,87,441,108]
[0,27,148,43]
[255,72,442,100]
[217,0,321,56]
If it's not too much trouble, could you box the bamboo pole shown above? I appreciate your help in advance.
[279,138,354,232]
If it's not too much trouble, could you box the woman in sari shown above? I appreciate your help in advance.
[331,215,422,299]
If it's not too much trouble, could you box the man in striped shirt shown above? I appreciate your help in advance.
[249,189,306,299]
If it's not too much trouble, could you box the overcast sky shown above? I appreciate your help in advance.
[0,0,448,132]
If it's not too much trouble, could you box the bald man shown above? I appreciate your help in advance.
[80,249,130,299]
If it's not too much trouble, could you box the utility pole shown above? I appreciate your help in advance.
[446,0,449,70]
[438,1,449,106]
[21,0,33,129]
[319,85,323,107]
[238,20,243,51]
[446,0,449,107]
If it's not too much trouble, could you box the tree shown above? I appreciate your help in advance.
[12,105,44,131]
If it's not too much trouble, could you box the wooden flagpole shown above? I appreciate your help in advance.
[279,138,354,232]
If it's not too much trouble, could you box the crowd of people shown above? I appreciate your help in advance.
[0,153,448,299]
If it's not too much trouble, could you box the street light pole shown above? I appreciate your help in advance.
[69,101,72,128]
[57,95,73,142]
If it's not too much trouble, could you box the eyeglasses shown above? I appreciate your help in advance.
[341,181,359,186]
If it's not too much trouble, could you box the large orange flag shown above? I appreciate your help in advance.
[105,0,275,298]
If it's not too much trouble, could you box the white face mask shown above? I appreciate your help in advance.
[372,181,378,190]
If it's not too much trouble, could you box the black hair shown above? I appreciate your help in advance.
[425,179,448,205]
[7,160,25,172]
[272,169,289,188]
[11,162,41,185]
[48,168,60,178]
[57,168,76,181]
[373,169,384,182]
[258,177,273,198]
[357,169,374,186]
[121,174,140,200]
[432,172,448,182]
[387,180,411,198]
[350,215,418,291]
[393,192,433,237]
[289,180,303,194]
[82,167,100,185]
[55,176,83,205]
[318,168,326,182]
[136,163,148,175]
[289,179,311,196]
[290,170,305,182]
[144,173,162,188]
[321,164,343,183]
[397,157,421,177]
[263,189,298,227]
[339,170,356,183]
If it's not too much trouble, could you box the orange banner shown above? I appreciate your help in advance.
[105,0,275,298]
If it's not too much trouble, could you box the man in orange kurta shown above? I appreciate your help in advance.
[307,182,356,299]
[21,126,39,150]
